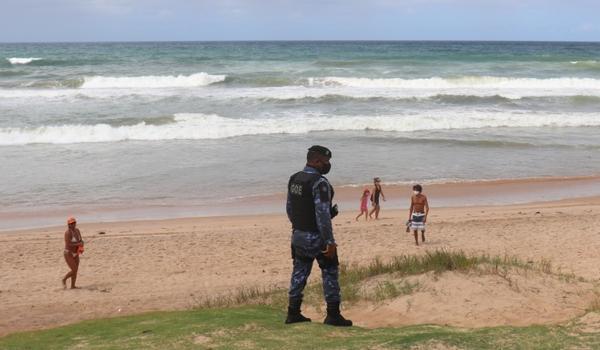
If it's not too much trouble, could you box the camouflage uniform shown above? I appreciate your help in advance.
[287,166,340,304]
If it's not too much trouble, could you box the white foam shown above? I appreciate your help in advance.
[570,60,599,65]
[1,111,599,146]
[7,57,42,65]
[3,75,600,101]
[80,72,226,89]
[310,76,600,90]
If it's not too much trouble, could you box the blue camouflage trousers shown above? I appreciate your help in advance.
[288,230,341,303]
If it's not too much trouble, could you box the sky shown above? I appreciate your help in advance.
[1,0,600,42]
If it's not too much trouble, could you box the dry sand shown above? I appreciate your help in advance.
[343,270,595,328]
[1,192,600,336]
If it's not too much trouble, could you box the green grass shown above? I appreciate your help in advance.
[301,250,572,307]
[1,306,599,350]
[192,250,500,310]
[588,290,600,313]
[2,250,598,349]
[188,250,578,310]
[373,280,421,301]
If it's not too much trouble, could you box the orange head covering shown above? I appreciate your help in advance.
[67,217,76,225]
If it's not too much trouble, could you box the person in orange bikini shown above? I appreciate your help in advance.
[62,217,84,289]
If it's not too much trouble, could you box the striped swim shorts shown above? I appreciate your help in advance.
[410,212,426,231]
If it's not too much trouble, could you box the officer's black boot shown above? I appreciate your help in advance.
[323,302,353,327]
[285,298,311,324]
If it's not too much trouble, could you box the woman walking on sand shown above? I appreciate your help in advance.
[369,177,386,220]
[62,217,84,289]
[355,188,370,221]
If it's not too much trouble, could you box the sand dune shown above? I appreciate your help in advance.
[341,269,594,328]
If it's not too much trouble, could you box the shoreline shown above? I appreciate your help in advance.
[3,194,599,237]
[1,174,599,232]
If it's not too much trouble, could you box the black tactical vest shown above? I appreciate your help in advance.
[288,171,322,231]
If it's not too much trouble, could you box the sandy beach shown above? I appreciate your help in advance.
[4,14,600,350]
[1,177,600,337]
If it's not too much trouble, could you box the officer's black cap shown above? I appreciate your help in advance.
[308,145,332,158]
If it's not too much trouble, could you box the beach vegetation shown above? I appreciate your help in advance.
[1,306,599,349]
[185,250,579,311]
[587,290,600,313]
[2,250,596,349]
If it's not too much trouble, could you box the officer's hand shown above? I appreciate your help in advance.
[322,244,337,258]
[330,204,339,219]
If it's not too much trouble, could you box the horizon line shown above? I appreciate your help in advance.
[2,39,600,45]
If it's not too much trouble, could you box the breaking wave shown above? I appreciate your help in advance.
[1,111,599,145]
[80,72,227,89]
[6,57,43,65]
[308,76,600,90]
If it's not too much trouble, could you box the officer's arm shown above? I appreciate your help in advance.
[313,178,335,245]
[286,191,293,222]
[286,177,294,222]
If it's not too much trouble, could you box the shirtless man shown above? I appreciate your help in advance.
[62,217,83,289]
[408,184,429,246]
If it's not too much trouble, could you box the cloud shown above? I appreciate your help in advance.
[2,0,600,42]
[576,22,597,33]
[59,0,136,15]
[59,0,182,19]
[89,0,134,15]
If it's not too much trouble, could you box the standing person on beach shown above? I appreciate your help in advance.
[355,188,370,221]
[408,185,429,246]
[369,177,386,220]
[285,145,352,327]
[62,217,84,289]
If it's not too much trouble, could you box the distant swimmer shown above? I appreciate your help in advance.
[285,145,352,327]
[355,188,370,221]
[408,185,429,246]
[369,177,386,220]
[62,217,84,289]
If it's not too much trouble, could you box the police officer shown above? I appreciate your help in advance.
[285,145,352,327]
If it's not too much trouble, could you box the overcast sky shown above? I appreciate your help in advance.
[2,0,599,42]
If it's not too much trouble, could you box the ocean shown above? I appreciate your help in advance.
[1,41,599,229]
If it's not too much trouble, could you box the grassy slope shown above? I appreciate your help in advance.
[2,251,599,349]
[1,306,599,350]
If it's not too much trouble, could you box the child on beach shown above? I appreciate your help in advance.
[408,184,429,246]
[355,188,370,221]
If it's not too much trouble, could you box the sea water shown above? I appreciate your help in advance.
[1,41,599,228]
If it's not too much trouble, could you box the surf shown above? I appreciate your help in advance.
[2,111,599,146]
[80,72,227,89]
[6,57,43,65]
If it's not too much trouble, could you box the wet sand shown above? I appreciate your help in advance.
[2,175,600,232]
